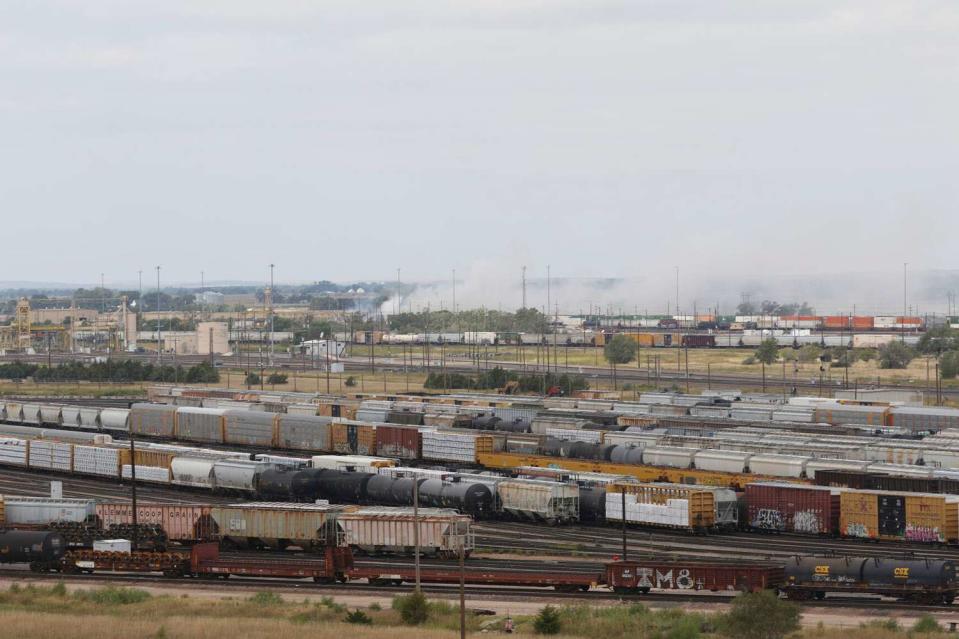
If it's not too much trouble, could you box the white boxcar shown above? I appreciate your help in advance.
[693,450,751,474]
[212,460,264,493]
[914,450,959,470]
[21,404,42,425]
[337,507,473,557]
[79,407,102,430]
[748,454,810,478]
[170,457,217,488]
[121,464,171,483]
[641,446,698,469]
[100,408,131,432]
[495,479,579,523]
[60,406,82,428]
[0,496,96,524]
[39,405,62,426]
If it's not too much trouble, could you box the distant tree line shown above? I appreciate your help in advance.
[0,360,219,383]
[424,366,588,393]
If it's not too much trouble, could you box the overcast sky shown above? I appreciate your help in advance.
[1,1,956,310]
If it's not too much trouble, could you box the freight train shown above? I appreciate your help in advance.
[5,533,956,606]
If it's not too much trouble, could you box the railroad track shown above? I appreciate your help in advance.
[0,566,951,613]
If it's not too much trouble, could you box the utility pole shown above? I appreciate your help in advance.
[396,268,401,316]
[137,270,142,331]
[129,430,138,551]
[521,266,527,310]
[452,268,456,315]
[546,265,551,377]
[902,262,907,343]
[155,266,161,365]
[621,489,627,560]
[413,479,421,593]
[268,263,275,366]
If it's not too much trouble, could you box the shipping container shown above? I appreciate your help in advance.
[95,503,215,541]
[209,502,347,548]
[745,482,840,535]
[337,507,473,557]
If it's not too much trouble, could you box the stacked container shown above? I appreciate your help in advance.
[72,445,120,477]
[607,483,715,531]
[422,431,492,463]
[27,440,73,471]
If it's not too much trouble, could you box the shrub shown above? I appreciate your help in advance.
[878,341,916,369]
[368,602,382,611]
[720,591,799,639]
[50,582,67,597]
[248,591,282,606]
[534,605,562,635]
[267,373,288,384]
[912,615,940,633]
[858,348,877,361]
[393,591,429,625]
[344,376,357,387]
[344,609,372,625]
[742,356,757,365]
[245,372,261,385]
[73,586,151,605]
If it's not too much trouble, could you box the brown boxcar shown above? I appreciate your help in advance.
[745,482,840,535]
[374,425,422,459]
[606,560,783,594]
[95,503,215,542]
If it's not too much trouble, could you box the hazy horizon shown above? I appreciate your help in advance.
[2,2,956,310]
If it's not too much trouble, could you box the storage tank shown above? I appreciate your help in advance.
[861,557,957,589]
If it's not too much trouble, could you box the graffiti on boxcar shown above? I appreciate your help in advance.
[752,509,785,530]
[792,510,821,534]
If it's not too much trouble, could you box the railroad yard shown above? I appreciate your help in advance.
[3,384,959,632]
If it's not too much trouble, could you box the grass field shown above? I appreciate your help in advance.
[0,582,954,639]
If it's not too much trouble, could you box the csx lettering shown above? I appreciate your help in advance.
[894,568,909,578]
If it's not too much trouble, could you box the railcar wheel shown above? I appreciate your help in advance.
[944,595,955,605]
[813,592,826,601]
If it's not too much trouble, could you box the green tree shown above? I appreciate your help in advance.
[533,605,562,635]
[941,351,959,380]
[917,325,959,355]
[720,591,799,639]
[245,372,261,386]
[878,341,916,369]
[604,335,637,390]
[912,614,941,633]
[755,339,779,365]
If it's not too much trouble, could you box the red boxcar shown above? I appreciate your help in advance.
[606,560,783,594]
[745,483,840,535]
[374,425,422,459]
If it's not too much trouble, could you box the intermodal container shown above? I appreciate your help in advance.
[852,316,875,330]
[745,482,840,535]
[823,316,850,329]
